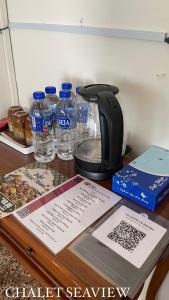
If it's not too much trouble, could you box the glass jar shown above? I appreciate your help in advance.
[25,115,32,146]
[8,106,23,132]
[13,111,28,141]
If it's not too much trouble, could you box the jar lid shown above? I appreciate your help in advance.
[8,106,23,111]
[14,111,28,118]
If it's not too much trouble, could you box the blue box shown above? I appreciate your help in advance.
[112,146,169,211]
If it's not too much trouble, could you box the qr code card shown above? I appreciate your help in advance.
[92,205,167,268]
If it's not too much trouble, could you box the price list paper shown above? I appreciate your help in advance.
[14,175,121,254]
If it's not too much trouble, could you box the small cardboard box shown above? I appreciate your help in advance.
[112,146,169,211]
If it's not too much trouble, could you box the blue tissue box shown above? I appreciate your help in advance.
[112,146,169,211]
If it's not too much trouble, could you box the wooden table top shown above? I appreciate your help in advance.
[0,141,169,300]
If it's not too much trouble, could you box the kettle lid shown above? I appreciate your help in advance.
[77,84,119,98]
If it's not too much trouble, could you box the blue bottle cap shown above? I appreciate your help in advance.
[45,86,56,94]
[59,90,71,99]
[76,86,80,94]
[62,82,72,90]
[33,91,45,100]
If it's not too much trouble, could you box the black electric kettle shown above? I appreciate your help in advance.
[73,84,124,180]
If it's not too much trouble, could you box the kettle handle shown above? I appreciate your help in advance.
[97,91,124,170]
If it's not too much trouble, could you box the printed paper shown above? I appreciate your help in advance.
[92,205,167,268]
[14,176,121,254]
[0,162,67,218]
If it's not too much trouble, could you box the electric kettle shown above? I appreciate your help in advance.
[73,84,124,180]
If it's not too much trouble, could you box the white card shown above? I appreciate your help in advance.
[92,205,167,268]
[13,175,121,254]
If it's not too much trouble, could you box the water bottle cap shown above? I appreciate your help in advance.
[59,90,71,99]
[76,86,80,94]
[33,91,45,100]
[45,86,56,94]
[62,82,72,90]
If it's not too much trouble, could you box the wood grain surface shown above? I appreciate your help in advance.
[0,142,169,300]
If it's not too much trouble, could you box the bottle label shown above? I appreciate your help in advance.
[31,115,53,132]
[56,115,71,129]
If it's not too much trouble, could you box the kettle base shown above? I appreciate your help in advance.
[75,163,120,180]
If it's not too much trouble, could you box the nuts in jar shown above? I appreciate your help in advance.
[13,111,28,141]
[8,106,23,132]
[25,115,32,146]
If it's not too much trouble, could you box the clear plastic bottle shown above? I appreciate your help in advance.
[76,86,90,139]
[45,86,59,151]
[30,91,55,163]
[56,90,77,160]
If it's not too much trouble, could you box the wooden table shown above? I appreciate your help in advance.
[0,142,169,300]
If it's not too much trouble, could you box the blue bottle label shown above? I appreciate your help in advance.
[31,115,53,132]
[56,115,71,129]
[52,112,57,120]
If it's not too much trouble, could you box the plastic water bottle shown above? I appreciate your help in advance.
[56,90,77,160]
[76,86,90,138]
[30,91,55,163]
[45,86,59,151]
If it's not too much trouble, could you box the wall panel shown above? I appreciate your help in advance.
[7,0,169,154]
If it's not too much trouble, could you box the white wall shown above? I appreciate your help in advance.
[0,29,18,118]
[6,0,169,30]
[7,0,169,155]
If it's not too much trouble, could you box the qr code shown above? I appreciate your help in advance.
[107,221,146,253]
[16,207,30,219]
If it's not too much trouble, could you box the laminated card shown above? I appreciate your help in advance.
[14,175,121,255]
[0,162,67,218]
